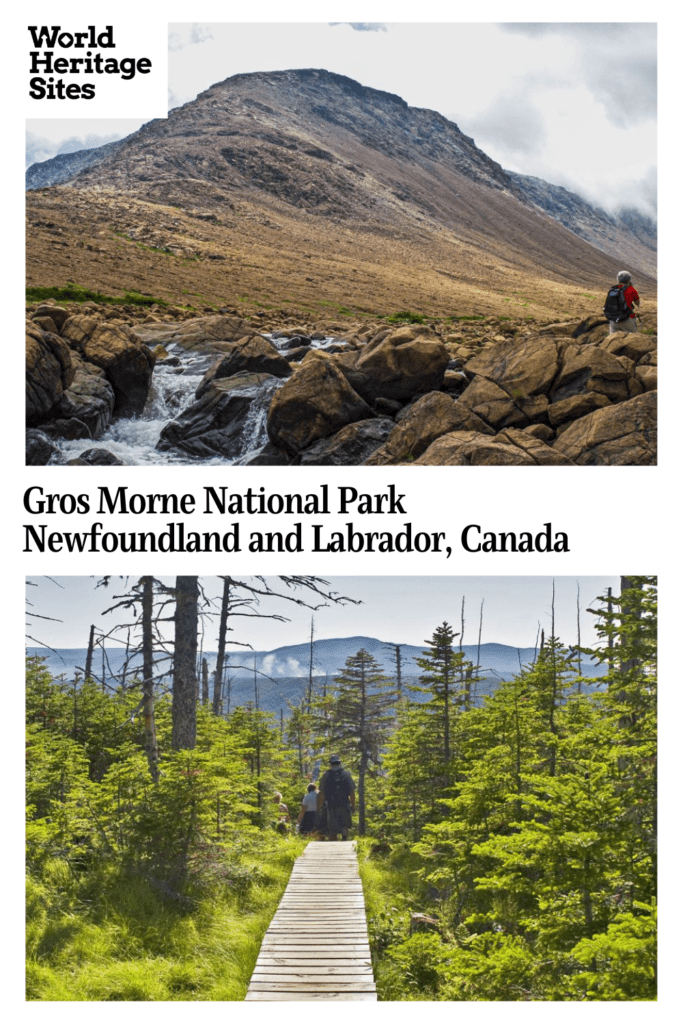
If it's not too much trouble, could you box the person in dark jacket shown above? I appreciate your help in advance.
[317,755,356,841]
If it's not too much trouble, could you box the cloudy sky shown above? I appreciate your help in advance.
[26,22,656,217]
[26,575,620,652]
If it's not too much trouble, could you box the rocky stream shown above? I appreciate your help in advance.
[26,303,658,467]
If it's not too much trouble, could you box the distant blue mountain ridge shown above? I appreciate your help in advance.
[27,636,607,713]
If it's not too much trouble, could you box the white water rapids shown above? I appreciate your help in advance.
[48,334,335,466]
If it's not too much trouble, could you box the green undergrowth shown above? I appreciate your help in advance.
[26,839,303,1001]
[26,284,168,307]
[356,839,420,999]
[384,310,426,324]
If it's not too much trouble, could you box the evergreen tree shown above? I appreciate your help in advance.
[325,649,397,834]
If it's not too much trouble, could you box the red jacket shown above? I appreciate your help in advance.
[621,284,640,318]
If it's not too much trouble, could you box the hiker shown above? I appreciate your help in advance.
[273,792,290,835]
[297,782,319,836]
[604,270,640,333]
[317,755,355,841]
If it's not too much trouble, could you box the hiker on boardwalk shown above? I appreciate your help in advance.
[317,755,356,841]
[297,782,319,836]
[273,792,290,834]
[604,270,640,333]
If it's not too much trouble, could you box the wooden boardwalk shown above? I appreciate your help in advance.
[245,842,377,1001]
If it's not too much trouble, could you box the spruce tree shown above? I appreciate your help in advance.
[326,649,397,834]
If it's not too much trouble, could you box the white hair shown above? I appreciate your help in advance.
[617,270,632,284]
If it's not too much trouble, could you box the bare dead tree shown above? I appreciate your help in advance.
[172,577,199,751]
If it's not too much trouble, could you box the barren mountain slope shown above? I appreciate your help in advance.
[26,69,656,320]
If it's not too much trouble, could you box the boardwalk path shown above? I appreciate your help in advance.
[245,842,377,1001]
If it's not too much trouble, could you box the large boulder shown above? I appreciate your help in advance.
[547,392,611,427]
[267,353,373,455]
[195,335,292,397]
[157,372,281,459]
[61,315,155,417]
[464,335,563,399]
[131,314,252,351]
[26,322,75,425]
[553,391,657,465]
[26,429,57,465]
[340,326,450,404]
[551,345,641,405]
[67,448,125,466]
[414,429,574,466]
[635,365,657,392]
[457,376,543,430]
[31,304,71,331]
[53,353,116,438]
[296,418,394,465]
[601,333,657,363]
[365,391,494,465]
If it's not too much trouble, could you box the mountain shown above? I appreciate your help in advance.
[508,172,656,276]
[26,69,656,321]
[27,635,607,715]
[26,139,125,189]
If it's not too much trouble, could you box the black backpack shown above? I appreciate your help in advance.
[604,285,631,322]
[324,768,351,808]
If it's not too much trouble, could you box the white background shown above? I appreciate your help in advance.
[8,2,679,1021]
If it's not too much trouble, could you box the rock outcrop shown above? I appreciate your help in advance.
[157,372,281,459]
[26,322,75,425]
[552,391,657,465]
[267,355,373,455]
[60,315,155,417]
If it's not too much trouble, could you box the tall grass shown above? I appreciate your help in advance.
[27,839,304,1001]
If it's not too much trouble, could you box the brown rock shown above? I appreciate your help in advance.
[414,430,573,465]
[457,376,530,429]
[33,316,58,334]
[464,335,562,398]
[158,373,280,459]
[267,353,372,455]
[62,315,155,416]
[551,345,635,404]
[131,313,252,351]
[524,423,555,442]
[26,323,75,425]
[547,392,611,427]
[553,391,656,465]
[55,353,116,438]
[32,304,71,330]
[196,335,292,397]
[297,418,394,465]
[365,391,493,465]
[635,365,657,392]
[341,327,449,403]
[601,333,657,363]
[26,429,58,465]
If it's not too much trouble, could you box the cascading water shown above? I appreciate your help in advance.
[49,346,220,465]
[48,333,337,466]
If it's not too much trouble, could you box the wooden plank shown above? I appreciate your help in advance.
[253,954,370,962]
[245,991,377,1001]
[252,966,374,974]
[251,977,374,987]
[258,945,371,954]
[258,938,370,946]
[252,969,374,979]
